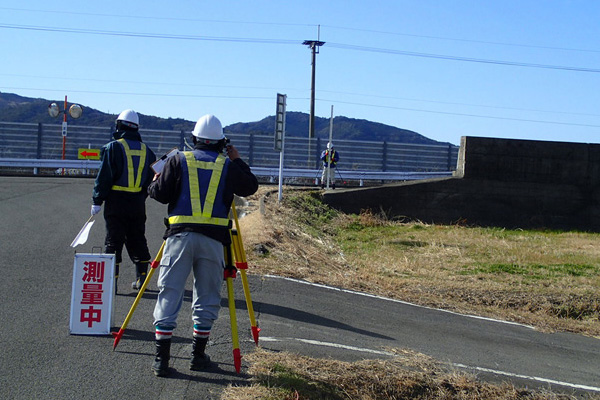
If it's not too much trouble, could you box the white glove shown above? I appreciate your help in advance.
[91,205,102,216]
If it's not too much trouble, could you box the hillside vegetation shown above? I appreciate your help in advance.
[0,91,451,145]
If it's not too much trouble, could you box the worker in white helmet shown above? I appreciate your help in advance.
[147,114,258,377]
[91,109,157,292]
[320,141,340,189]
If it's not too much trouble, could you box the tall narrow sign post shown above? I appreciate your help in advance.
[274,93,286,202]
[327,105,334,189]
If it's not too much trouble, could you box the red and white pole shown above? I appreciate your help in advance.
[61,95,67,175]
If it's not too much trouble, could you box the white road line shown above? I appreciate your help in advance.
[261,336,395,356]
[261,336,600,393]
[452,363,600,393]
[264,274,536,329]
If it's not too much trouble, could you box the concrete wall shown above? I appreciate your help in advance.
[322,136,600,231]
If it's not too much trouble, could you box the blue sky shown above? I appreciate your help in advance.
[1,1,599,146]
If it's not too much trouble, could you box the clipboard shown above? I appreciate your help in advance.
[151,147,180,174]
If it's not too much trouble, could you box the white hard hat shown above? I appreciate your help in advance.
[116,109,139,129]
[327,142,333,149]
[192,114,224,141]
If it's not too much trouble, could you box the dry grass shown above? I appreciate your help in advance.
[222,348,583,400]
[228,186,600,400]
[239,188,600,337]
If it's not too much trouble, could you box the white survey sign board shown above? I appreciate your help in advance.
[69,253,115,335]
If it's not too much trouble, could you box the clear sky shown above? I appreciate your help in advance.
[1,1,599,146]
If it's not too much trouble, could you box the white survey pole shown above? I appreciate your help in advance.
[326,105,334,189]
[274,93,287,202]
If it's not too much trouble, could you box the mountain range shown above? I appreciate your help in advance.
[0,91,449,145]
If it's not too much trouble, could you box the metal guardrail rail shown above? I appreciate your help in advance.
[0,121,459,172]
[0,158,453,184]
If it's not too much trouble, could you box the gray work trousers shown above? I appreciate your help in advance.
[153,232,224,330]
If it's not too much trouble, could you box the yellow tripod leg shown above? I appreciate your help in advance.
[231,202,260,345]
[224,244,242,373]
[112,241,165,350]
[231,230,260,345]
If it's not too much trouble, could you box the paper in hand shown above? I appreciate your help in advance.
[151,147,180,174]
[70,219,95,247]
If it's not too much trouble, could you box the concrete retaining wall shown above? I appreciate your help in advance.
[322,136,600,231]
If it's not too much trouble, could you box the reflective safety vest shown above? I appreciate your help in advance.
[323,149,337,166]
[168,151,231,228]
[112,139,148,193]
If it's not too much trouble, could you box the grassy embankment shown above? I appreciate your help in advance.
[223,188,600,400]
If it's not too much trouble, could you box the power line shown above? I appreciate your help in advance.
[0,73,307,92]
[0,23,597,73]
[318,89,600,118]
[0,86,283,100]
[3,73,597,119]
[319,98,600,129]
[0,23,300,45]
[3,85,598,129]
[326,42,600,73]
[0,6,317,28]
[320,24,600,54]
[3,6,598,55]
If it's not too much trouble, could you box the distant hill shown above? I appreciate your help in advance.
[0,91,449,145]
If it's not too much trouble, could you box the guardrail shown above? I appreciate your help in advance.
[0,121,459,172]
[0,158,453,185]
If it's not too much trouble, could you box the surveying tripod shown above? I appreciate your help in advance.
[112,202,260,374]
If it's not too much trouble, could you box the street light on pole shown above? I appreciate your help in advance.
[48,96,82,173]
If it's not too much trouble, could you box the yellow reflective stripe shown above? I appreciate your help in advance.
[112,139,147,192]
[168,152,229,226]
[112,185,142,193]
[168,215,230,226]
[185,151,225,218]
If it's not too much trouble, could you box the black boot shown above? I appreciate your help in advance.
[132,263,148,290]
[190,336,212,370]
[152,339,171,377]
[114,263,120,294]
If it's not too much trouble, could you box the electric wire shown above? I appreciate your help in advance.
[3,85,598,129]
[0,23,597,73]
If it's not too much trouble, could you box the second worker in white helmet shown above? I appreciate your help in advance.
[147,114,258,377]
[91,109,157,291]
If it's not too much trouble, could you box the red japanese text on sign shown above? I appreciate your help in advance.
[83,261,105,283]
[81,283,104,305]
[80,306,102,328]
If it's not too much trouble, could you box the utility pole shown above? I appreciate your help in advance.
[302,39,325,140]
[303,32,325,167]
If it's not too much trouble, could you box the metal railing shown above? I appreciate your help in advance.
[0,121,458,183]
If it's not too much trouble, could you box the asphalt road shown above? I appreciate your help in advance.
[1,176,599,399]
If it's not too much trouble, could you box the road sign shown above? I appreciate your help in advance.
[274,93,286,151]
[70,253,115,335]
[78,148,101,160]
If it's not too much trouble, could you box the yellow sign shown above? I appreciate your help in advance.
[78,148,101,160]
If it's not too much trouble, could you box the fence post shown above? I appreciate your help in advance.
[37,123,43,159]
[315,137,322,169]
[35,123,43,174]
[248,133,254,166]
[382,141,388,172]
[447,144,452,171]
[180,130,185,150]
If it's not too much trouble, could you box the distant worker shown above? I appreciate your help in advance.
[148,114,258,377]
[320,142,340,189]
[91,109,157,292]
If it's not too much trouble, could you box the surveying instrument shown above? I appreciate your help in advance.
[112,202,260,374]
